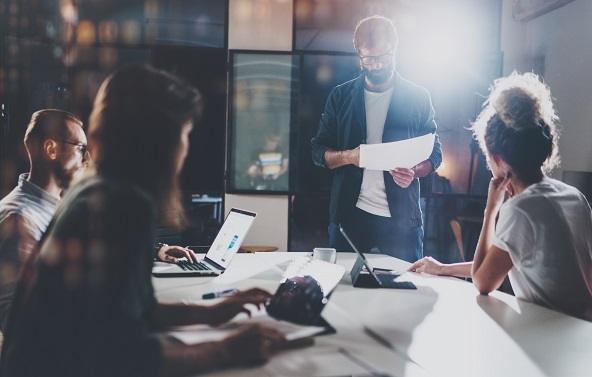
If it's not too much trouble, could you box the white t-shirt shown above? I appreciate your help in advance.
[356,88,394,218]
[492,177,592,321]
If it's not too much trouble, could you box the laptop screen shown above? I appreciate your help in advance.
[205,208,256,268]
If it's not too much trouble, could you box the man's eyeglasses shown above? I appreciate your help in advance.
[358,51,394,66]
[60,140,88,156]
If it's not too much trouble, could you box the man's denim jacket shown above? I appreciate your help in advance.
[311,72,442,228]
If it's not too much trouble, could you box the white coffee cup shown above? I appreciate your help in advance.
[312,247,337,264]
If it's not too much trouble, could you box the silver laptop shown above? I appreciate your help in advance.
[152,208,256,277]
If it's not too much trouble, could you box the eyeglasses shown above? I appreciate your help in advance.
[358,51,394,65]
[60,140,88,156]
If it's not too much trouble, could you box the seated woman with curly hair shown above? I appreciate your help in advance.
[409,72,592,321]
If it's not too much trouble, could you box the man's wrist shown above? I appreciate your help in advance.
[342,150,351,165]
[345,148,360,166]
[154,242,167,260]
[413,160,433,178]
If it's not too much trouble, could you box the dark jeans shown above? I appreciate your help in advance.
[329,207,423,262]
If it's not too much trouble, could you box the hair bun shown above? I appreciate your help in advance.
[492,87,539,131]
[471,71,561,177]
[489,72,558,132]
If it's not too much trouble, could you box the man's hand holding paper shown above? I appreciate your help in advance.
[359,133,435,171]
[358,133,435,188]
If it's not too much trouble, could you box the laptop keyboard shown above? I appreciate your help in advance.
[177,261,211,271]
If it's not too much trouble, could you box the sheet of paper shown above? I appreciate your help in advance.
[169,308,325,345]
[359,133,435,171]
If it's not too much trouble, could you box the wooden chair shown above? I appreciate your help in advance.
[450,219,465,261]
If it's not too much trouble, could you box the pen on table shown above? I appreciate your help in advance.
[202,288,238,300]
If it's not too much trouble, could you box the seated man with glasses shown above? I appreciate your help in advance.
[0,110,197,335]
[0,109,89,331]
[311,15,442,262]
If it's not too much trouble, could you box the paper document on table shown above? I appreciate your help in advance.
[359,133,435,171]
[169,308,325,345]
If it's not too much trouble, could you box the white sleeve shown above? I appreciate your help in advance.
[492,204,535,260]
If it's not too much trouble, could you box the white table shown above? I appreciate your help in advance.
[153,253,592,377]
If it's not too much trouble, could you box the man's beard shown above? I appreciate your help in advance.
[54,163,75,191]
[364,67,393,85]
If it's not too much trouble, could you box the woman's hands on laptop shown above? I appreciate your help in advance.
[207,288,271,326]
[158,244,198,264]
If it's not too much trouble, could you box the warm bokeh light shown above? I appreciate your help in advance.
[77,20,96,45]
[98,21,118,44]
[436,158,451,179]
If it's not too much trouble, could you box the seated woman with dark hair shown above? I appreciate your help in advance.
[409,72,592,321]
[0,65,285,377]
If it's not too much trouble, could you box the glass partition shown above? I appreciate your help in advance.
[228,53,298,192]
